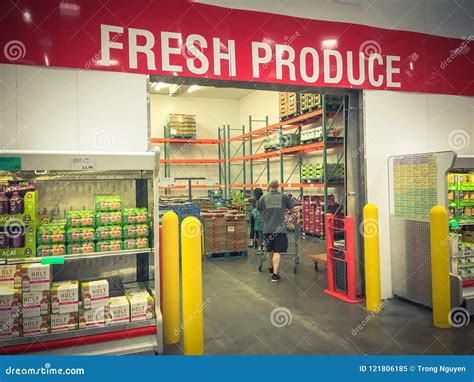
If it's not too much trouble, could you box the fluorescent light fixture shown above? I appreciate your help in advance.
[96,59,118,65]
[187,85,199,93]
[153,82,167,91]
[322,39,337,49]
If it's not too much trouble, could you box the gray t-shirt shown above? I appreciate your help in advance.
[258,191,294,234]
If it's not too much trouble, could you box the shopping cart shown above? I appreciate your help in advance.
[257,215,301,274]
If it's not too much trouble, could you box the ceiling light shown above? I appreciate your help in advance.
[322,39,338,49]
[153,82,167,91]
[23,11,32,22]
[187,85,199,93]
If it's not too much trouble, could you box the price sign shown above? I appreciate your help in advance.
[71,157,95,170]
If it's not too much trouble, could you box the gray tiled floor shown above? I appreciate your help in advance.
[165,236,474,355]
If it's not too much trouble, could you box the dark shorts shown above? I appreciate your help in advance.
[263,233,288,253]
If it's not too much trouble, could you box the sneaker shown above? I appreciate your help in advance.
[271,274,281,283]
[268,267,274,275]
[248,240,253,247]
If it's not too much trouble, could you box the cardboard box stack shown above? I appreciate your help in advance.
[300,93,321,112]
[202,212,227,254]
[20,263,52,336]
[301,163,344,182]
[168,114,196,138]
[226,215,247,252]
[279,92,299,120]
[302,195,342,236]
[0,182,37,259]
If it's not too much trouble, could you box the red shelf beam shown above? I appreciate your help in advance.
[229,142,342,162]
[228,109,324,142]
[151,138,223,144]
[160,159,223,164]
[228,182,344,189]
[159,184,221,189]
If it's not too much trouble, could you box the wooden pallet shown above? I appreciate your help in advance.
[205,251,248,260]
[279,112,300,121]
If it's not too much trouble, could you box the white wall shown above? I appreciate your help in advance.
[0,65,148,152]
[364,91,474,298]
[199,0,474,38]
[150,93,240,194]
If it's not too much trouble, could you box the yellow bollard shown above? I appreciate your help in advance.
[162,211,180,344]
[430,206,451,328]
[181,217,204,355]
[363,204,382,312]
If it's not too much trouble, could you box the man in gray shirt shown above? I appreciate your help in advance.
[258,180,294,282]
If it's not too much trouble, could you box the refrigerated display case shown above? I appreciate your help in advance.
[0,149,162,355]
[389,151,474,313]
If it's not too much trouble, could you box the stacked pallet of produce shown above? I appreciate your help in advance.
[302,195,342,236]
[299,93,321,112]
[301,163,344,182]
[279,92,299,120]
[167,114,196,138]
[201,209,247,254]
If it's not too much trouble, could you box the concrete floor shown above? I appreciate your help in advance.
[165,236,474,355]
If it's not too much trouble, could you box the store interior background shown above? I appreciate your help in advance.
[1,0,473,304]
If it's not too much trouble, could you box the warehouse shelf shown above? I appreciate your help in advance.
[228,109,325,142]
[227,95,348,240]
[229,141,342,162]
[160,158,224,164]
[151,138,223,144]
[152,125,227,196]
[0,318,157,350]
[159,184,221,190]
[0,248,153,265]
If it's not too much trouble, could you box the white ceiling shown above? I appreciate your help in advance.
[149,83,255,100]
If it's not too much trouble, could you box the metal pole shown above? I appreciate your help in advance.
[227,124,231,195]
[265,116,270,186]
[249,115,253,185]
[280,122,284,192]
[242,124,246,190]
[322,95,328,240]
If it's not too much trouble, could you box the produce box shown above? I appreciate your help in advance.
[96,211,122,225]
[37,243,66,257]
[51,280,79,314]
[22,290,50,317]
[81,280,109,310]
[79,303,105,328]
[37,225,66,244]
[21,264,51,292]
[67,211,95,227]
[95,195,122,212]
[0,287,21,316]
[127,291,155,322]
[96,240,122,253]
[0,191,37,225]
[67,227,95,242]
[0,225,36,258]
[95,225,122,240]
[51,312,78,332]
[23,315,49,336]
[122,208,149,224]
[0,315,21,338]
[123,238,149,250]
[0,264,22,289]
[106,296,130,325]
[122,224,149,238]
[67,242,95,255]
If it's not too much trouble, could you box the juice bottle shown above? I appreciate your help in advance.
[0,192,9,215]
[0,227,10,249]
[11,228,25,248]
[9,192,24,215]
